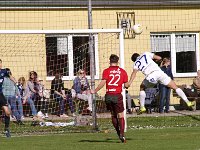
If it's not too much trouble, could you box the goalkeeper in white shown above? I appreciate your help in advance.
[127,52,195,114]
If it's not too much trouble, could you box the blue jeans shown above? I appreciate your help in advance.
[54,94,75,115]
[5,95,21,120]
[159,85,171,112]
[54,94,66,115]
[67,95,74,113]
[27,94,37,116]
[16,96,24,117]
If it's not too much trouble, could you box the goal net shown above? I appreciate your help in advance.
[0,29,126,135]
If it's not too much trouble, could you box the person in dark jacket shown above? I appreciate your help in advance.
[51,72,75,117]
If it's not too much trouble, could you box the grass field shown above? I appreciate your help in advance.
[0,127,200,150]
[1,114,200,150]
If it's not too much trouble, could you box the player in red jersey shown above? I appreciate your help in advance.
[91,54,129,143]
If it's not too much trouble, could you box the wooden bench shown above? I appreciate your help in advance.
[172,85,200,110]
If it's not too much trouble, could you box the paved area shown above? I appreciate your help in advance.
[96,110,200,118]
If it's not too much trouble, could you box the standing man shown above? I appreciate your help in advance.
[159,58,173,113]
[91,54,129,143]
[0,59,17,137]
[128,52,195,114]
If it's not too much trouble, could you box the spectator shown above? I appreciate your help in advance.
[51,72,75,117]
[159,58,173,113]
[36,77,49,118]
[16,77,26,120]
[64,88,75,117]
[24,71,38,118]
[2,68,24,125]
[71,69,92,113]
[192,69,200,90]
[181,70,200,98]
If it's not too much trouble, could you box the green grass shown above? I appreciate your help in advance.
[0,127,200,150]
[0,115,200,150]
[99,115,200,130]
[1,115,199,134]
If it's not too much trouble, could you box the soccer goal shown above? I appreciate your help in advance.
[0,29,127,135]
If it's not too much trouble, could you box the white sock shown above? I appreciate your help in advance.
[176,88,189,103]
[139,91,146,107]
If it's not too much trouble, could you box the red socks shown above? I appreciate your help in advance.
[112,116,120,136]
[119,117,125,136]
[112,116,125,137]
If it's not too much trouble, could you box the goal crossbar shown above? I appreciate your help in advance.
[0,29,123,34]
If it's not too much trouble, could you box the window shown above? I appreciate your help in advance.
[46,36,69,77]
[151,33,199,77]
[46,35,99,80]
[73,36,90,76]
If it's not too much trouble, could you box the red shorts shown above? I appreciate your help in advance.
[105,93,124,114]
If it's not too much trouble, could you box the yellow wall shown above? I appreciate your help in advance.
[0,8,199,104]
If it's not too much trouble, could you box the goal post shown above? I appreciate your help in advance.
[0,28,127,134]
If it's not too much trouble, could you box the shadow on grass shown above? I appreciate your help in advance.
[79,137,132,143]
[172,110,200,121]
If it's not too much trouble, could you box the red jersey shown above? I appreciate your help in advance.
[102,66,128,94]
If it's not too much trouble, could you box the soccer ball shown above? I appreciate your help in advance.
[132,24,143,34]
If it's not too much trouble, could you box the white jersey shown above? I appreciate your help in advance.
[133,52,161,76]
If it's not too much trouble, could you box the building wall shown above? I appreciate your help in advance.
[0,8,199,104]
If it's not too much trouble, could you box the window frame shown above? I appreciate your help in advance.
[151,32,199,77]
[46,34,99,81]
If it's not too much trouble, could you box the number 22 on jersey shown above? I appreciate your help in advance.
[108,74,120,86]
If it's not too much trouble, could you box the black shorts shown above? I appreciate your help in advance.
[0,93,8,107]
[105,93,124,114]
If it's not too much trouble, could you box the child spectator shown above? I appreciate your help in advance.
[36,77,49,118]
[16,77,26,120]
